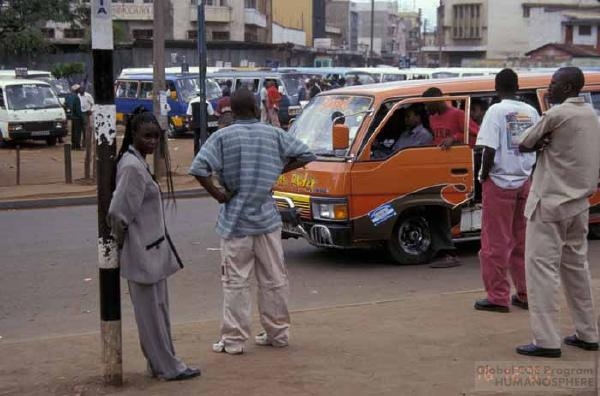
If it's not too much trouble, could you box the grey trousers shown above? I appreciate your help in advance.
[525,209,599,348]
[128,279,188,379]
[219,228,290,348]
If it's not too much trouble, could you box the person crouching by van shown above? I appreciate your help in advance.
[189,88,316,355]
[108,108,201,381]
[474,69,539,313]
[215,87,233,129]
[69,84,83,150]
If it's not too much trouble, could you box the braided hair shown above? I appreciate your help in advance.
[117,106,176,202]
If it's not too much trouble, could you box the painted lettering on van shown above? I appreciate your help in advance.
[291,173,316,190]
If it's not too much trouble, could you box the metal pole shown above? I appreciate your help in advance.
[91,0,122,386]
[370,0,374,67]
[153,0,167,177]
[15,145,20,185]
[64,143,72,184]
[195,0,208,156]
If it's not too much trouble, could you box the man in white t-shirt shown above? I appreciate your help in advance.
[78,85,95,147]
[259,80,268,123]
[474,69,539,313]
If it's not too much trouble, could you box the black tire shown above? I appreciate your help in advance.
[387,210,435,265]
[589,224,600,240]
[46,136,57,146]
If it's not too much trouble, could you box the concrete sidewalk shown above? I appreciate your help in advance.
[1,289,597,396]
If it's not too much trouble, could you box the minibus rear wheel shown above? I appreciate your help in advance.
[167,121,178,139]
[387,210,435,265]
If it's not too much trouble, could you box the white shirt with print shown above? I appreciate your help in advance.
[476,99,539,189]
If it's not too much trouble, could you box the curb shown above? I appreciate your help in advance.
[0,188,208,210]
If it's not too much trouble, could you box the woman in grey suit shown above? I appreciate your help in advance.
[108,108,200,381]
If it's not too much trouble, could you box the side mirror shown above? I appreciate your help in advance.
[332,124,350,150]
[170,91,177,100]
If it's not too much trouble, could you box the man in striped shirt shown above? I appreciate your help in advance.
[189,88,316,355]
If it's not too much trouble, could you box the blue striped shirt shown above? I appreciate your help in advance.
[189,119,316,238]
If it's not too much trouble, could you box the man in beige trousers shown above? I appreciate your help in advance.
[189,88,315,354]
[516,67,600,358]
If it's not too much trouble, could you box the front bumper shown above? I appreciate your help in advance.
[7,125,67,141]
[274,195,352,248]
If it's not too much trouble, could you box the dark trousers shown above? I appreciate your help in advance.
[428,207,456,254]
[71,118,83,149]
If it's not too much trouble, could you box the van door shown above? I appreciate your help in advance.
[349,96,473,245]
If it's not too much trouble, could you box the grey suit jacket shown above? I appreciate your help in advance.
[108,148,181,284]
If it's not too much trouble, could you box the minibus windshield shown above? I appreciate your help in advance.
[289,94,372,156]
[176,78,222,102]
[5,84,61,110]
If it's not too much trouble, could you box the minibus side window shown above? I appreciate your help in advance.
[116,81,138,98]
[0,88,4,109]
[590,92,600,115]
[139,82,153,99]
[236,78,259,93]
[370,102,434,160]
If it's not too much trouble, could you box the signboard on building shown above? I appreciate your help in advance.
[313,38,332,49]
[112,3,153,21]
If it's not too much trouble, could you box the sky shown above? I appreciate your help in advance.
[355,0,439,31]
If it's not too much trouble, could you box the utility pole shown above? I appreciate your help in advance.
[91,0,122,386]
[153,0,167,177]
[194,0,208,155]
[370,0,375,67]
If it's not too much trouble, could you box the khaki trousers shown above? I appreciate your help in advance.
[219,228,290,348]
[525,209,598,348]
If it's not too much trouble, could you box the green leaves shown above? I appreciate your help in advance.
[0,0,82,55]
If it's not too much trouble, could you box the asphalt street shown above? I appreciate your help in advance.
[1,197,599,343]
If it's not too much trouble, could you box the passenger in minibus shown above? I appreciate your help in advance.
[392,104,433,151]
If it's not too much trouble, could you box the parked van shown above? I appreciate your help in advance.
[208,70,306,128]
[349,67,434,83]
[114,72,221,137]
[431,67,501,79]
[0,79,67,145]
[273,72,600,264]
[0,69,71,105]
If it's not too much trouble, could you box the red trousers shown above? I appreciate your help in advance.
[479,178,530,306]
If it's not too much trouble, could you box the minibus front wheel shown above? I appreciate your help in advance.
[46,137,57,146]
[387,210,435,265]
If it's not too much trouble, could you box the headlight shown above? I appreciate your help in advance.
[55,121,66,129]
[8,123,24,132]
[311,200,348,221]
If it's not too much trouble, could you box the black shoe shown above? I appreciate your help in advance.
[511,295,528,310]
[168,367,201,381]
[474,298,509,313]
[564,335,599,351]
[516,343,561,358]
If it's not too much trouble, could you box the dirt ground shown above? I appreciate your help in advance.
[0,129,200,199]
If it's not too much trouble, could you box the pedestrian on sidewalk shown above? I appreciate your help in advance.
[266,80,281,127]
[215,86,233,130]
[516,67,600,358]
[474,69,539,313]
[78,84,95,147]
[68,84,83,150]
[189,88,316,355]
[108,107,201,380]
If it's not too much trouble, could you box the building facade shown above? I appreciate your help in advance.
[355,0,402,65]
[423,0,600,66]
[325,0,359,51]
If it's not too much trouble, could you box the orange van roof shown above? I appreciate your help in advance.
[324,72,600,98]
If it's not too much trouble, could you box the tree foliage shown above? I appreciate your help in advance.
[0,0,80,55]
[51,62,85,79]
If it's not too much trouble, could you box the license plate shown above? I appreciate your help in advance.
[31,131,50,137]
[460,207,482,232]
[208,121,218,128]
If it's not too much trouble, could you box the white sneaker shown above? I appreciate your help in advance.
[212,340,244,355]
[254,332,288,347]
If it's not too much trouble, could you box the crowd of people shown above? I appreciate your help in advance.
[105,66,600,383]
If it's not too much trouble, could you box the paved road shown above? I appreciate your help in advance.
[2,197,599,342]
